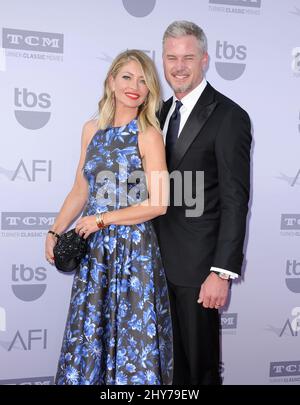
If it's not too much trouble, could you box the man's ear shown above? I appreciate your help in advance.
[202,52,209,70]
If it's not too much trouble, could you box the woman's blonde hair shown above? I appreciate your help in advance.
[98,49,161,133]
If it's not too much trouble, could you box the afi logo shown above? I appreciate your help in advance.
[8,329,47,351]
[276,171,300,187]
[11,159,52,182]
[141,49,155,61]
[279,307,300,337]
[291,307,300,333]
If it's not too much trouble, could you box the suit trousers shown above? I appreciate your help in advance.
[167,280,221,385]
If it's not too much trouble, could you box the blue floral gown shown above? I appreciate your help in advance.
[55,119,173,385]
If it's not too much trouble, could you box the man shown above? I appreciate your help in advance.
[154,21,252,385]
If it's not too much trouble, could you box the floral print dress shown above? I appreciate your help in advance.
[55,119,173,385]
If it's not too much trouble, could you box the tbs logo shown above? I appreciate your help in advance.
[286,260,300,293]
[12,264,47,301]
[215,40,247,80]
[14,88,51,130]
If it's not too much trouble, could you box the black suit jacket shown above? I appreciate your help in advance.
[154,82,252,287]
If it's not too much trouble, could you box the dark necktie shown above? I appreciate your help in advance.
[166,100,183,165]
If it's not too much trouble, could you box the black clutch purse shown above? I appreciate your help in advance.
[53,228,87,272]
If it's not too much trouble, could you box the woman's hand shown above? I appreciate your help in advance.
[45,234,57,265]
[75,216,99,239]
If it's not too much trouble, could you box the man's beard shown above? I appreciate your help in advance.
[167,72,192,94]
[172,83,193,94]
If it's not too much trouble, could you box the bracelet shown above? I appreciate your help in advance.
[48,230,60,239]
[96,213,106,229]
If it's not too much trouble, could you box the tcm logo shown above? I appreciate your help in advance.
[292,47,300,75]
[209,0,261,7]
[286,260,300,293]
[12,264,47,302]
[0,307,6,332]
[270,361,300,377]
[0,376,54,385]
[2,28,64,53]
[281,214,300,230]
[208,0,261,14]
[8,329,47,351]
[215,41,247,80]
[14,88,51,130]
[221,313,238,329]
[1,212,57,230]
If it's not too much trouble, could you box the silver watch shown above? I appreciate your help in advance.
[213,271,230,280]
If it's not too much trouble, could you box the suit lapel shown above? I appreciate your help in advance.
[168,83,218,170]
[159,97,173,130]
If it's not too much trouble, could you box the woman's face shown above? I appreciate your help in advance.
[110,60,149,110]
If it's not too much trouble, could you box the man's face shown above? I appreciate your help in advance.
[163,35,208,99]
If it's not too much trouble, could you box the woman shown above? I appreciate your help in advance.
[45,50,173,385]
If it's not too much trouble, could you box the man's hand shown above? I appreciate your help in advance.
[198,272,230,309]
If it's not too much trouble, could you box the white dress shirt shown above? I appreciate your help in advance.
[163,78,238,280]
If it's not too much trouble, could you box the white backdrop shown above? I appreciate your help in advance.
[0,0,300,385]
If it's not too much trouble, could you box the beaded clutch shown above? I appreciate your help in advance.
[53,228,87,272]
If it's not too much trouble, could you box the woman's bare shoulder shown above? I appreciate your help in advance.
[139,126,163,144]
[138,126,164,158]
[82,119,98,145]
[83,119,98,135]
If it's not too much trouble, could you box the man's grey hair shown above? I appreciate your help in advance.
[163,20,208,54]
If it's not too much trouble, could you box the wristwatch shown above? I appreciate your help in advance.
[212,271,230,280]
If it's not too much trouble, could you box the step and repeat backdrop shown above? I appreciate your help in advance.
[0,0,299,385]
